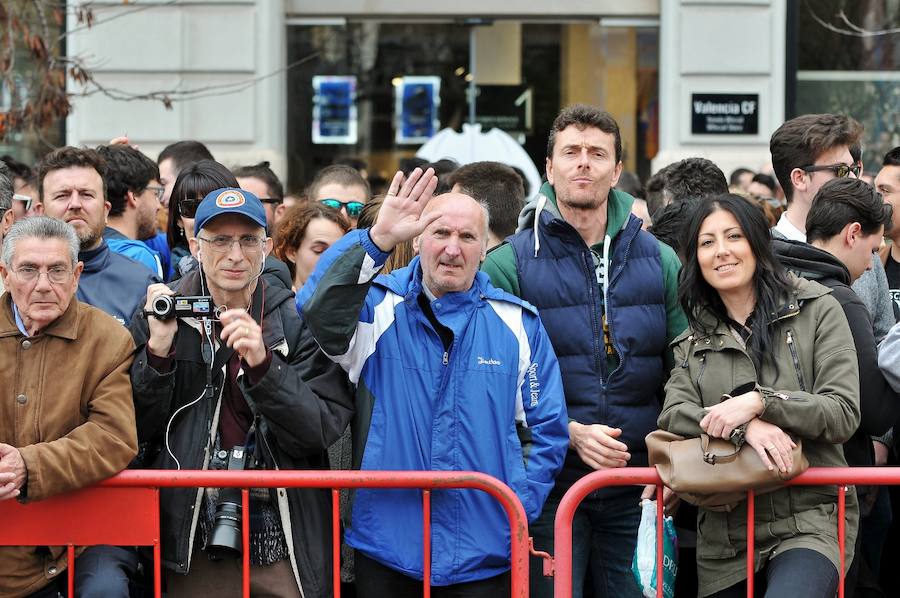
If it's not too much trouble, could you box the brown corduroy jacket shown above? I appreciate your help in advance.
[0,293,137,598]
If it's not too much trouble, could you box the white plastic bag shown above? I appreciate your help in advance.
[631,499,678,598]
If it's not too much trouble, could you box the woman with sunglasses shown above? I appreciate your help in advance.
[659,194,860,597]
[167,160,242,277]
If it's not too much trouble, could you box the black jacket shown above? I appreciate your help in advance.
[774,238,900,467]
[129,271,353,597]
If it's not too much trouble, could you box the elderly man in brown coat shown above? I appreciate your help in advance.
[0,216,138,598]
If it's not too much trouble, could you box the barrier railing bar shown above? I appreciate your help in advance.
[838,485,846,598]
[333,489,341,598]
[242,488,251,598]
[746,489,755,598]
[655,486,664,598]
[94,470,530,598]
[424,489,432,598]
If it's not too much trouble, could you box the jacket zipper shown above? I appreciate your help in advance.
[696,354,707,386]
[584,251,605,386]
[606,228,637,380]
[786,330,807,392]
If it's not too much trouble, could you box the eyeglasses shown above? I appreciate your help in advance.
[13,266,73,284]
[258,197,283,205]
[197,234,266,254]
[144,186,165,202]
[13,194,33,212]
[319,198,364,218]
[178,198,203,218]
[800,163,861,179]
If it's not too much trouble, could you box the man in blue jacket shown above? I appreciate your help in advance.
[300,167,569,597]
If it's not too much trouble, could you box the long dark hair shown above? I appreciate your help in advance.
[678,194,794,367]
[166,160,239,249]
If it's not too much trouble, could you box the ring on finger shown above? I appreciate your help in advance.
[766,444,776,451]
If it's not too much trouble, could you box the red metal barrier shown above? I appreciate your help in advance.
[0,470,529,598]
[550,467,900,598]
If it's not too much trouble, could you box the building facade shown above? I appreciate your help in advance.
[7,1,895,190]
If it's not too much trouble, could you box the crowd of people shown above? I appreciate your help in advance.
[1,104,899,598]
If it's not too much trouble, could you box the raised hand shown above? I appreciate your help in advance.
[369,167,440,252]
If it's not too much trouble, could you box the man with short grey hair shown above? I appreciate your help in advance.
[0,216,138,598]
[0,163,14,295]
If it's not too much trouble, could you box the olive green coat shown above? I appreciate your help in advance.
[659,277,860,597]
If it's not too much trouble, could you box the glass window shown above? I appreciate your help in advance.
[286,21,658,192]
[795,1,900,170]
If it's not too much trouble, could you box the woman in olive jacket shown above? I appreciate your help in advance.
[659,194,860,598]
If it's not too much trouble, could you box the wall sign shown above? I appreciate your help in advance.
[312,76,357,145]
[395,76,441,145]
[473,85,533,134]
[691,93,759,135]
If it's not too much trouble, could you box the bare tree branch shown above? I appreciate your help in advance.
[805,2,900,37]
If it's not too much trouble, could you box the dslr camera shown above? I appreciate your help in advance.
[206,446,248,560]
[148,295,213,320]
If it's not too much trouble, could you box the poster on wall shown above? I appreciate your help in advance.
[312,76,357,144]
[395,76,441,145]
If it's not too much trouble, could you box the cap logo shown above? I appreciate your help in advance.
[215,190,246,208]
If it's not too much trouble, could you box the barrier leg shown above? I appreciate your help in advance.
[423,490,431,598]
[67,544,75,597]
[838,486,846,598]
[333,489,341,598]
[656,487,664,598]
[242,488,250,598]
[746,490,754,598]
[154,541,162,598]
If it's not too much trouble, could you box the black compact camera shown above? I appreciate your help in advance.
[206,446,248,560]
[148,295,213,320]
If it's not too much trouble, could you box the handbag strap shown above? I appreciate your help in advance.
[701,434,741,464]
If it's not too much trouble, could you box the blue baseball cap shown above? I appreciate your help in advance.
[193,188,268,236]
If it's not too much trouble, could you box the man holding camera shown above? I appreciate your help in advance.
[129,188,353,597]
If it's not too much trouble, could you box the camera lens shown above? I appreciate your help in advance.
[151,295,175,319]
[206,487,243,560]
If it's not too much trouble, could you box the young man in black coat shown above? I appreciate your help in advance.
[773,176,898,595]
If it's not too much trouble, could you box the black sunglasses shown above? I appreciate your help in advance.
[800,163,861,179]
[178,197,203,218]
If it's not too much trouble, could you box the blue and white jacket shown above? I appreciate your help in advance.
[299,229,568,585]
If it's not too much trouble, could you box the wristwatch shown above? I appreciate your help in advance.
[729,423,748,448]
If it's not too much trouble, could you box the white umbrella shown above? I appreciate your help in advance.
[416,123,542,197]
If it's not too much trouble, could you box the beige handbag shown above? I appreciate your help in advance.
[646,429,808,511]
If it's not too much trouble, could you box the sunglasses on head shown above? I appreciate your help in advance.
[319,198,364,218]
[178,197,203,218]
[13,194,33,212]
